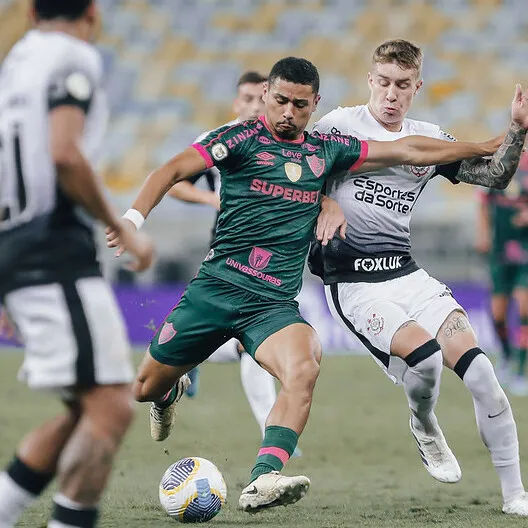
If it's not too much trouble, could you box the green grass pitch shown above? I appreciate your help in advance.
[1,350,528,527]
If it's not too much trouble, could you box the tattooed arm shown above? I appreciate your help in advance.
[453,122,526,189]
[450,84,528,189]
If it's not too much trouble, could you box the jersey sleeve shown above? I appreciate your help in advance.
[191,124,246,170]
[47,44,101,114]
[433,130,461,185]
[326,135,369,173]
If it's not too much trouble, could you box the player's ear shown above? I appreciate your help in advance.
[414,79,423,95]
[367,72,373,86]
[314,94,321,110]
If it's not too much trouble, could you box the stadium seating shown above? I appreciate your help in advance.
[0,0,526,280]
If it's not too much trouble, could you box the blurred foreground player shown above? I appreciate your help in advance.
[0,1,153,527]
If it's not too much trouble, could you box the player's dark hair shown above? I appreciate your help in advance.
[268,57,319,94]
[237,71,267,87]
[34,0,93,21]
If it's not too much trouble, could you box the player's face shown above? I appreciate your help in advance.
[233,82,265,121]
[263,78,319,140]
[368,62,422,130]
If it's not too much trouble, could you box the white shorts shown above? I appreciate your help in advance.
[325,269,465,384]
[4,277,134,391]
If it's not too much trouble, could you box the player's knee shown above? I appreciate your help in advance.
[85,385,135,438]
[405,339,443,382]
[284,356,320,393]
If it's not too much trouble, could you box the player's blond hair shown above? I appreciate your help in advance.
[372,39,423,77]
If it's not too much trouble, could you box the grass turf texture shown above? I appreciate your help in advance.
[1,350,528,527]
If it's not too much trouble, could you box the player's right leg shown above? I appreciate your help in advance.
[325,281,461,484]
[134,275,236,441]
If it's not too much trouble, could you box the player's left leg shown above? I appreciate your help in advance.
[0,408,79,527]
[436,310,528,516]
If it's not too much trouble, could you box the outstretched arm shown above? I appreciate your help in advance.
[353,134,497,174]
[453,122,526,189]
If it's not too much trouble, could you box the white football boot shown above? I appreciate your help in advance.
[150,374,191,442]
[503,492,528,516]
[409,416,462,483]
[238,471,310,513]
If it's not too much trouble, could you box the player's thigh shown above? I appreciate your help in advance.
[4,277,133,391]
[325,281,413,358]
[148,278,235,369]
[490,261,514,298]
[253,323,321,386]
[435,310,478,369]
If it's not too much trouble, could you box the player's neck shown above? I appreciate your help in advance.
[36,21,88,43]
[367,103,403,133]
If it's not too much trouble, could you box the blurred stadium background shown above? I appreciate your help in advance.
[1,0,526,351]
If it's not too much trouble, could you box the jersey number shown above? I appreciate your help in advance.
[0,126,27,224]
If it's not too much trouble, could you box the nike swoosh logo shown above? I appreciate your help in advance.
[488,408,507,419]
[245,486,258,495]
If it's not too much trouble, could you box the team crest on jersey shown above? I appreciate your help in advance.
[158,322,177,345]
[409,165,434,178]
[211,143,228,161]
[284,162,302,182]
[366,314,384,336]
[306,155,325,178]
[248,246,273,270]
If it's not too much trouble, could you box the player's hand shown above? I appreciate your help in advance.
[479,134,505,156]
[513,209,528,227]
[105,218,135,257]
[316,196,347,247]
[511,84,528,130]
[117,220,154,271]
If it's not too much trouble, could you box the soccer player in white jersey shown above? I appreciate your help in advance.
[310,39,528,516]
[0,1,153,527]
[167,71,293,449]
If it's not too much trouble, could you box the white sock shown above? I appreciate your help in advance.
[0,472,37,528]
[461,353,524,502]
[401,349,443,435]
[240,352,277,437]
[48,522,76,528]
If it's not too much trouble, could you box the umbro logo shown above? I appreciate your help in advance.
[256,152,276,166]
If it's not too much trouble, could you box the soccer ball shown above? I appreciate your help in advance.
[159,457,227,523]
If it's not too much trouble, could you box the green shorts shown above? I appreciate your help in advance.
[490,261,528,295]
[149,272,309,366]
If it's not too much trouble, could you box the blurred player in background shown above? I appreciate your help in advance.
[311,39,528,515]
[169,71,301,455]
[476,151,528,396]
[108,56,501,513]
[0,1,153,527]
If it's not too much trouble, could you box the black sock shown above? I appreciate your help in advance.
[6,455,54,496]
[51,498,98,528]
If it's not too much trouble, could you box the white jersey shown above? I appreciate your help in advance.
[0,30,108,293]
[309,104,460,283]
